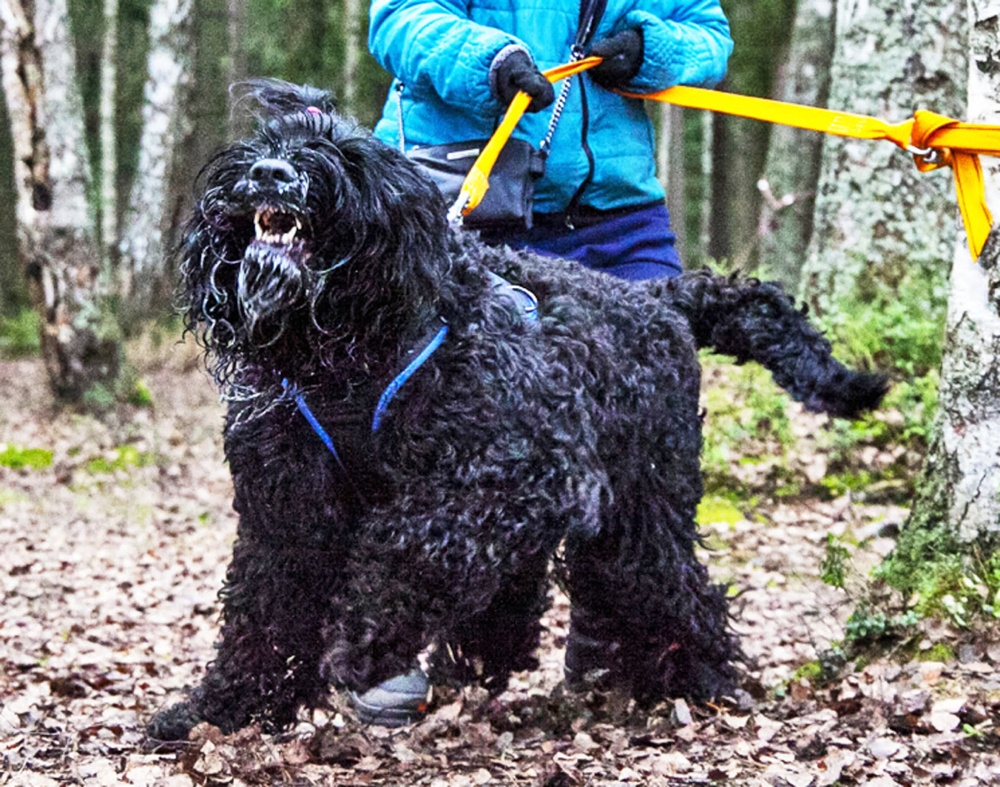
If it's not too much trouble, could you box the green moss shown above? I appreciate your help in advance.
[918,643,955,663]
[696,496,745,527]
[127,379,154,408]
[821,470,875,498]
[0,445,54,470]
[0,308,41,358]
[85,445,155,474]
[792,660,823,682]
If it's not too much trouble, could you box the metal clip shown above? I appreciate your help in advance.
[907,145,941,165]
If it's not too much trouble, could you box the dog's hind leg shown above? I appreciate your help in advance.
[563,522,739,704]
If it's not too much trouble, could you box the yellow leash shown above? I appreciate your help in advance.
[621,86,997,259]
[457,57,999,259]
[448,57,603,223]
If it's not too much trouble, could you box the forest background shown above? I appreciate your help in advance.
[3,0,1000,783]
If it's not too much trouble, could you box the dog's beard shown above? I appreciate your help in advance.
[236,241,310,346]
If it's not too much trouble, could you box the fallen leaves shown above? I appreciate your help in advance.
[3,353,1000,785]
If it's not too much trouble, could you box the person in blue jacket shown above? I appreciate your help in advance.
[369,0,733,281]
[353,0,733,726]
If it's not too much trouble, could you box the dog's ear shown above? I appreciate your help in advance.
[313,134,452,297]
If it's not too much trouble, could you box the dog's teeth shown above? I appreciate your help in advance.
[280,225,297,244]
[254,211,265,240]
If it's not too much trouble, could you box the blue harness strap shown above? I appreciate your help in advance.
[289,273,538,469]
[283,378,349,472]
[371,323,449,432]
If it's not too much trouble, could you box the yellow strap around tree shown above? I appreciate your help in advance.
[458,58,1000,259]
[622,86,1000,259]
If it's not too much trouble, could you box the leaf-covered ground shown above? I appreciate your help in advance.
[2,341,1000,786]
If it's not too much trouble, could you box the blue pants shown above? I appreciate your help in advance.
[482,202,682,281]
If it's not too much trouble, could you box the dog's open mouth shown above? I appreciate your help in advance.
[254,208,303,245]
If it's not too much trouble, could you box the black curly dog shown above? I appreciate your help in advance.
[147,80,886,740]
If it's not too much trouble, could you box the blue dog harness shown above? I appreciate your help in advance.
[287,273,538,472]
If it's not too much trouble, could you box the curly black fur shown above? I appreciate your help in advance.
[147,80,887,741]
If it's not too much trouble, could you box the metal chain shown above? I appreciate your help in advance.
[395,82,406,153]
[538,45,586,157]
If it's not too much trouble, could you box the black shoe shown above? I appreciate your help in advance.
[350,669,431,727]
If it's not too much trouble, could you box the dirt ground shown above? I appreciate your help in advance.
[2,340,1000,786]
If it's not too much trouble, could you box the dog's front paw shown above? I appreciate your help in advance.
[146,701,204,744]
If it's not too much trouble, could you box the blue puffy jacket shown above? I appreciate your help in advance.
[369,0,732,213]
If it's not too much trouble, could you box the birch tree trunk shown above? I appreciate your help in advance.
[117,0,194,326]
[0,0,121,402]
[341,0,362,117]
[798,0,967,317]
[656,103,687,261]
[892,0,1000,551]
[100,0,118,265]
[756,0,834,293]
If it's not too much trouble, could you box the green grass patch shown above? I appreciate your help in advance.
[844,607,920,645]
[878,526,1000,628]
[820,533,851,589]
[0,308,41,358]
[696,495,745,527]
[85,445,156,474]
[792,660,823,682]
[0,489,28,508]
[127,379,154,408]
[918,643,956,663]
[0,444,54,470]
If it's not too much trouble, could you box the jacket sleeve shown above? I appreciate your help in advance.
[621,0,733,90]
[369,0,522,115]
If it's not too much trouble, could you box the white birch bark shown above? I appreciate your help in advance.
[0,0,120,401]
[656,104,687,259]
[117,0,193,317]
[911,0,1000,540]
[798,0,967,316]
[341,0,362,116]
[100,0,118,263]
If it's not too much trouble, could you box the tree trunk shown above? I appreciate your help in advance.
[798,0,967,317]
[341,0,362,117]
[0,0,121,403]
[896,0,1000,547]
[117,0,194,327]
[100,0,119,265]
[225,0,247,138]
[709,0,796,270]
[756,0,835,293]
[656,103,687,262]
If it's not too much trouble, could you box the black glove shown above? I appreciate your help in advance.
[588,29,644,89]
[492,50,555,112]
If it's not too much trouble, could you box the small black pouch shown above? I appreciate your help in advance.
[406,138,545,230]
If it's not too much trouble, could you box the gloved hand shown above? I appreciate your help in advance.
[588,28,644,89]
[492,50,555,112]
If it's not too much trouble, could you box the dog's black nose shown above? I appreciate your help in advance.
[248,158,298,185]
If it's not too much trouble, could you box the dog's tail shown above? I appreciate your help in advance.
[657,270,889,418]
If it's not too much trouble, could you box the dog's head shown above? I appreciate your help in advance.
[180,79,451,383]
